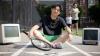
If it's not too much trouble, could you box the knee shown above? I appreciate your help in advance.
[33,30,39,35]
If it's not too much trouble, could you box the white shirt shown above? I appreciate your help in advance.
[66,16,72,24]
[72,8,80,20]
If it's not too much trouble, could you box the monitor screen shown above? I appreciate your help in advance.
[84,30,98,40]
[4,26,19,37]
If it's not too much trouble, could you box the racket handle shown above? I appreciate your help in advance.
[22,31,28,35]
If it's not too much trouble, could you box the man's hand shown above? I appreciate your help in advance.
[65,26,72,34]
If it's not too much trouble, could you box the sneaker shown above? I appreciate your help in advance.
[52,42,62,49]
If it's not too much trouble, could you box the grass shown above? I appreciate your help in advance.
[63,28,83,37]
[72,28,83,36]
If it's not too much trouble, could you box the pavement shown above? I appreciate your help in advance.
[0,32,100,56]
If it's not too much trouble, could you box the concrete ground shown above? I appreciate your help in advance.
[0,32,100,56]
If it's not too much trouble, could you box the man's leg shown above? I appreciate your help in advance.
[51,32,72,49]
[52,32,71,43]
[33,30,52,45]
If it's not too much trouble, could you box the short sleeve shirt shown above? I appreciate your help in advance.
[38,15,67,35]
[72,8,80,20]
[66,16,72,24]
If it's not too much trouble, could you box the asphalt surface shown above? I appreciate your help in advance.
[0,32,100,56]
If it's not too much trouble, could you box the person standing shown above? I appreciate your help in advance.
[71,3,80,35]
[66,11,72,28]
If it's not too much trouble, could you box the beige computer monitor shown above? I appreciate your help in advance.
[0,24,21,43]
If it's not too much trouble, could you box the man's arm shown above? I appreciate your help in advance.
[64,26,72,34]
[64,26,72,42]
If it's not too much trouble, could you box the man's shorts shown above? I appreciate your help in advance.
[41,32,59,42]
[44,34,59,42]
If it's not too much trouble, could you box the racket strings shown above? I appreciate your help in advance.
[31,40,50,48]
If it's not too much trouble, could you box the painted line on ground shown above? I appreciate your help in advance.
[0,51,100,55]
[26,52,44,55]
[11,42,30,56]
[25,51,100,55]
[0,52,12,54]
[65,42,93,56]
[89,52,100,54]
[26,51,77,56]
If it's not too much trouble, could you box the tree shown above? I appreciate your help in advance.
[36,4,51,18]
[78,5,83,17]
[88,4,100,27]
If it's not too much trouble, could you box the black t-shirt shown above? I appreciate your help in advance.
[38,15,67,35]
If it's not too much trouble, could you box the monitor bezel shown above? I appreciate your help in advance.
[1,24,21,43]
[83,28,100,41]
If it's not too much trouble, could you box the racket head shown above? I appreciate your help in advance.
[22,31,52,51]
[31,39,52,51]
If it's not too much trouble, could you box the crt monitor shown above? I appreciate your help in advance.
[83,28,100,45]
[0,24,21,43]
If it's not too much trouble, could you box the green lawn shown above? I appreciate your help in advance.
[63,28,83,37]
[72,28,83,36]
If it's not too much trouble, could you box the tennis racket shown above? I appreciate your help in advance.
[22,31,52,51]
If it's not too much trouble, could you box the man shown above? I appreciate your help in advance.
[29,4,72,48]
